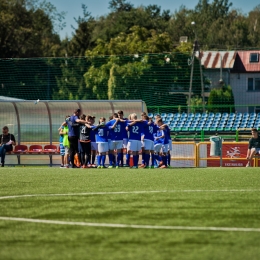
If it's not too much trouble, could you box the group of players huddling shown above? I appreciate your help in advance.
[59,109,172,169]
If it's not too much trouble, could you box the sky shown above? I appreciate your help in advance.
[49,0,259,39]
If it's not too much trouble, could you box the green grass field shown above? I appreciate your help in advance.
[0,167,260,260]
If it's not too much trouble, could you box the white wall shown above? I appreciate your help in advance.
[230,73,260,113]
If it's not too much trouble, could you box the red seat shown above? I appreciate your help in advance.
[29,145,43,153]
[13,145,28,154]
[43,145,58,154]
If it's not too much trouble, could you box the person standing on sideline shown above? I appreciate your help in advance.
[0,126,16,167]
[66,109,89,168]
[59,116,70,168]
[246,128,260,167]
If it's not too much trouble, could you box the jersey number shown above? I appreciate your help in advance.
[114,125,121,133]
[81,126,87,134]
[132,126,139,134]
[98,129,104,136]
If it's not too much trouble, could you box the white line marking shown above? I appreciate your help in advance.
[0,190,259,200]
[0,217,259,232]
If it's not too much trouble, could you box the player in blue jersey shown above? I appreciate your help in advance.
[159,127,169,168]
[139,112,147,168]
[126,113,145,168]
[94,117,109,168]
[153,119,165,167]
[142,115,158,168]
[117,110,128,166]
[94,117,119,168]
[165,123,172,167]
[156,114,172,168]
[106,113,126,168]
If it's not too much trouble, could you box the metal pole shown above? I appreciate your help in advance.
[47,67,50,100]
[198,51,205,112]
[188,55,195,114]
[220,137,223,167]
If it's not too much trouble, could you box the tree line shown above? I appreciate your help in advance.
[1,0,260,58]
[0,0,257,112]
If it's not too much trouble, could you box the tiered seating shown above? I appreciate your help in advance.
[148,112,260,132]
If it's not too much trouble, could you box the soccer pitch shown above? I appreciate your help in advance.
[0,167,260,260]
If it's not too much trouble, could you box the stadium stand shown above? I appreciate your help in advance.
[146,111,259,143]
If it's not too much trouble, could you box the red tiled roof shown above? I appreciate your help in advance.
[236,51,260,72]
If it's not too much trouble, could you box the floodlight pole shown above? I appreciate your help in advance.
[188,23,205,113]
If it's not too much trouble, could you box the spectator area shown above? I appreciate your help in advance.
[148,112,260,132]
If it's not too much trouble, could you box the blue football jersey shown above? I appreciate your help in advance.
[106,119,125,141]
[143,122,158,141]
[127,121,144,141]
[95,126,109,143]
[154,129,164,144]
[163,125,170,144]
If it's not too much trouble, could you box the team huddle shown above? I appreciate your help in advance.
[59,109,172,169]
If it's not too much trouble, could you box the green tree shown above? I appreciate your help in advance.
[247,5,260,48]
[83,26,196,109]
[90,3,170,44]
[208,85,235,113]
[0,0,64,58]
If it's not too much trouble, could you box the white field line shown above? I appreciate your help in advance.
[0,216,260,233]
[0,190,260,200]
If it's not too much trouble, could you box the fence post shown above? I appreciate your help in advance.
[201,130,205,142]
[236,130,239,142]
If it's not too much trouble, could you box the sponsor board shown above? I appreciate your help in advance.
[198,142,255,167]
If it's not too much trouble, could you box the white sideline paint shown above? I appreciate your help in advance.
[0,190,260,200]
[0,216,260,232]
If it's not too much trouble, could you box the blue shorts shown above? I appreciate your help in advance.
[60,143,65,156]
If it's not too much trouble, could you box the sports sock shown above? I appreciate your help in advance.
[109,153,113,166]
[151,154,155,166]
[97,155,101,166]
[91,154,96,164]
[117,153,122,166]
[120,152,124,165]
[167,153,171,166]
[145,154,150,166]
[142,152,145,164]
[101,154,106,166]
[126,154,130,165]
[133,155,138,166]
[162,155,167,166]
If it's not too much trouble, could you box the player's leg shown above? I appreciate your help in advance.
[246,148,256,167]
[91,142,97,167]
[108,140,115,168]
[59,143,65,167]
[167,141,172,167]
[140,140,145,167]
[115,141,123,168]
[100,142,108,168]
[132,141,141,168]
[64,147,69,168]
[122,138,128,166]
